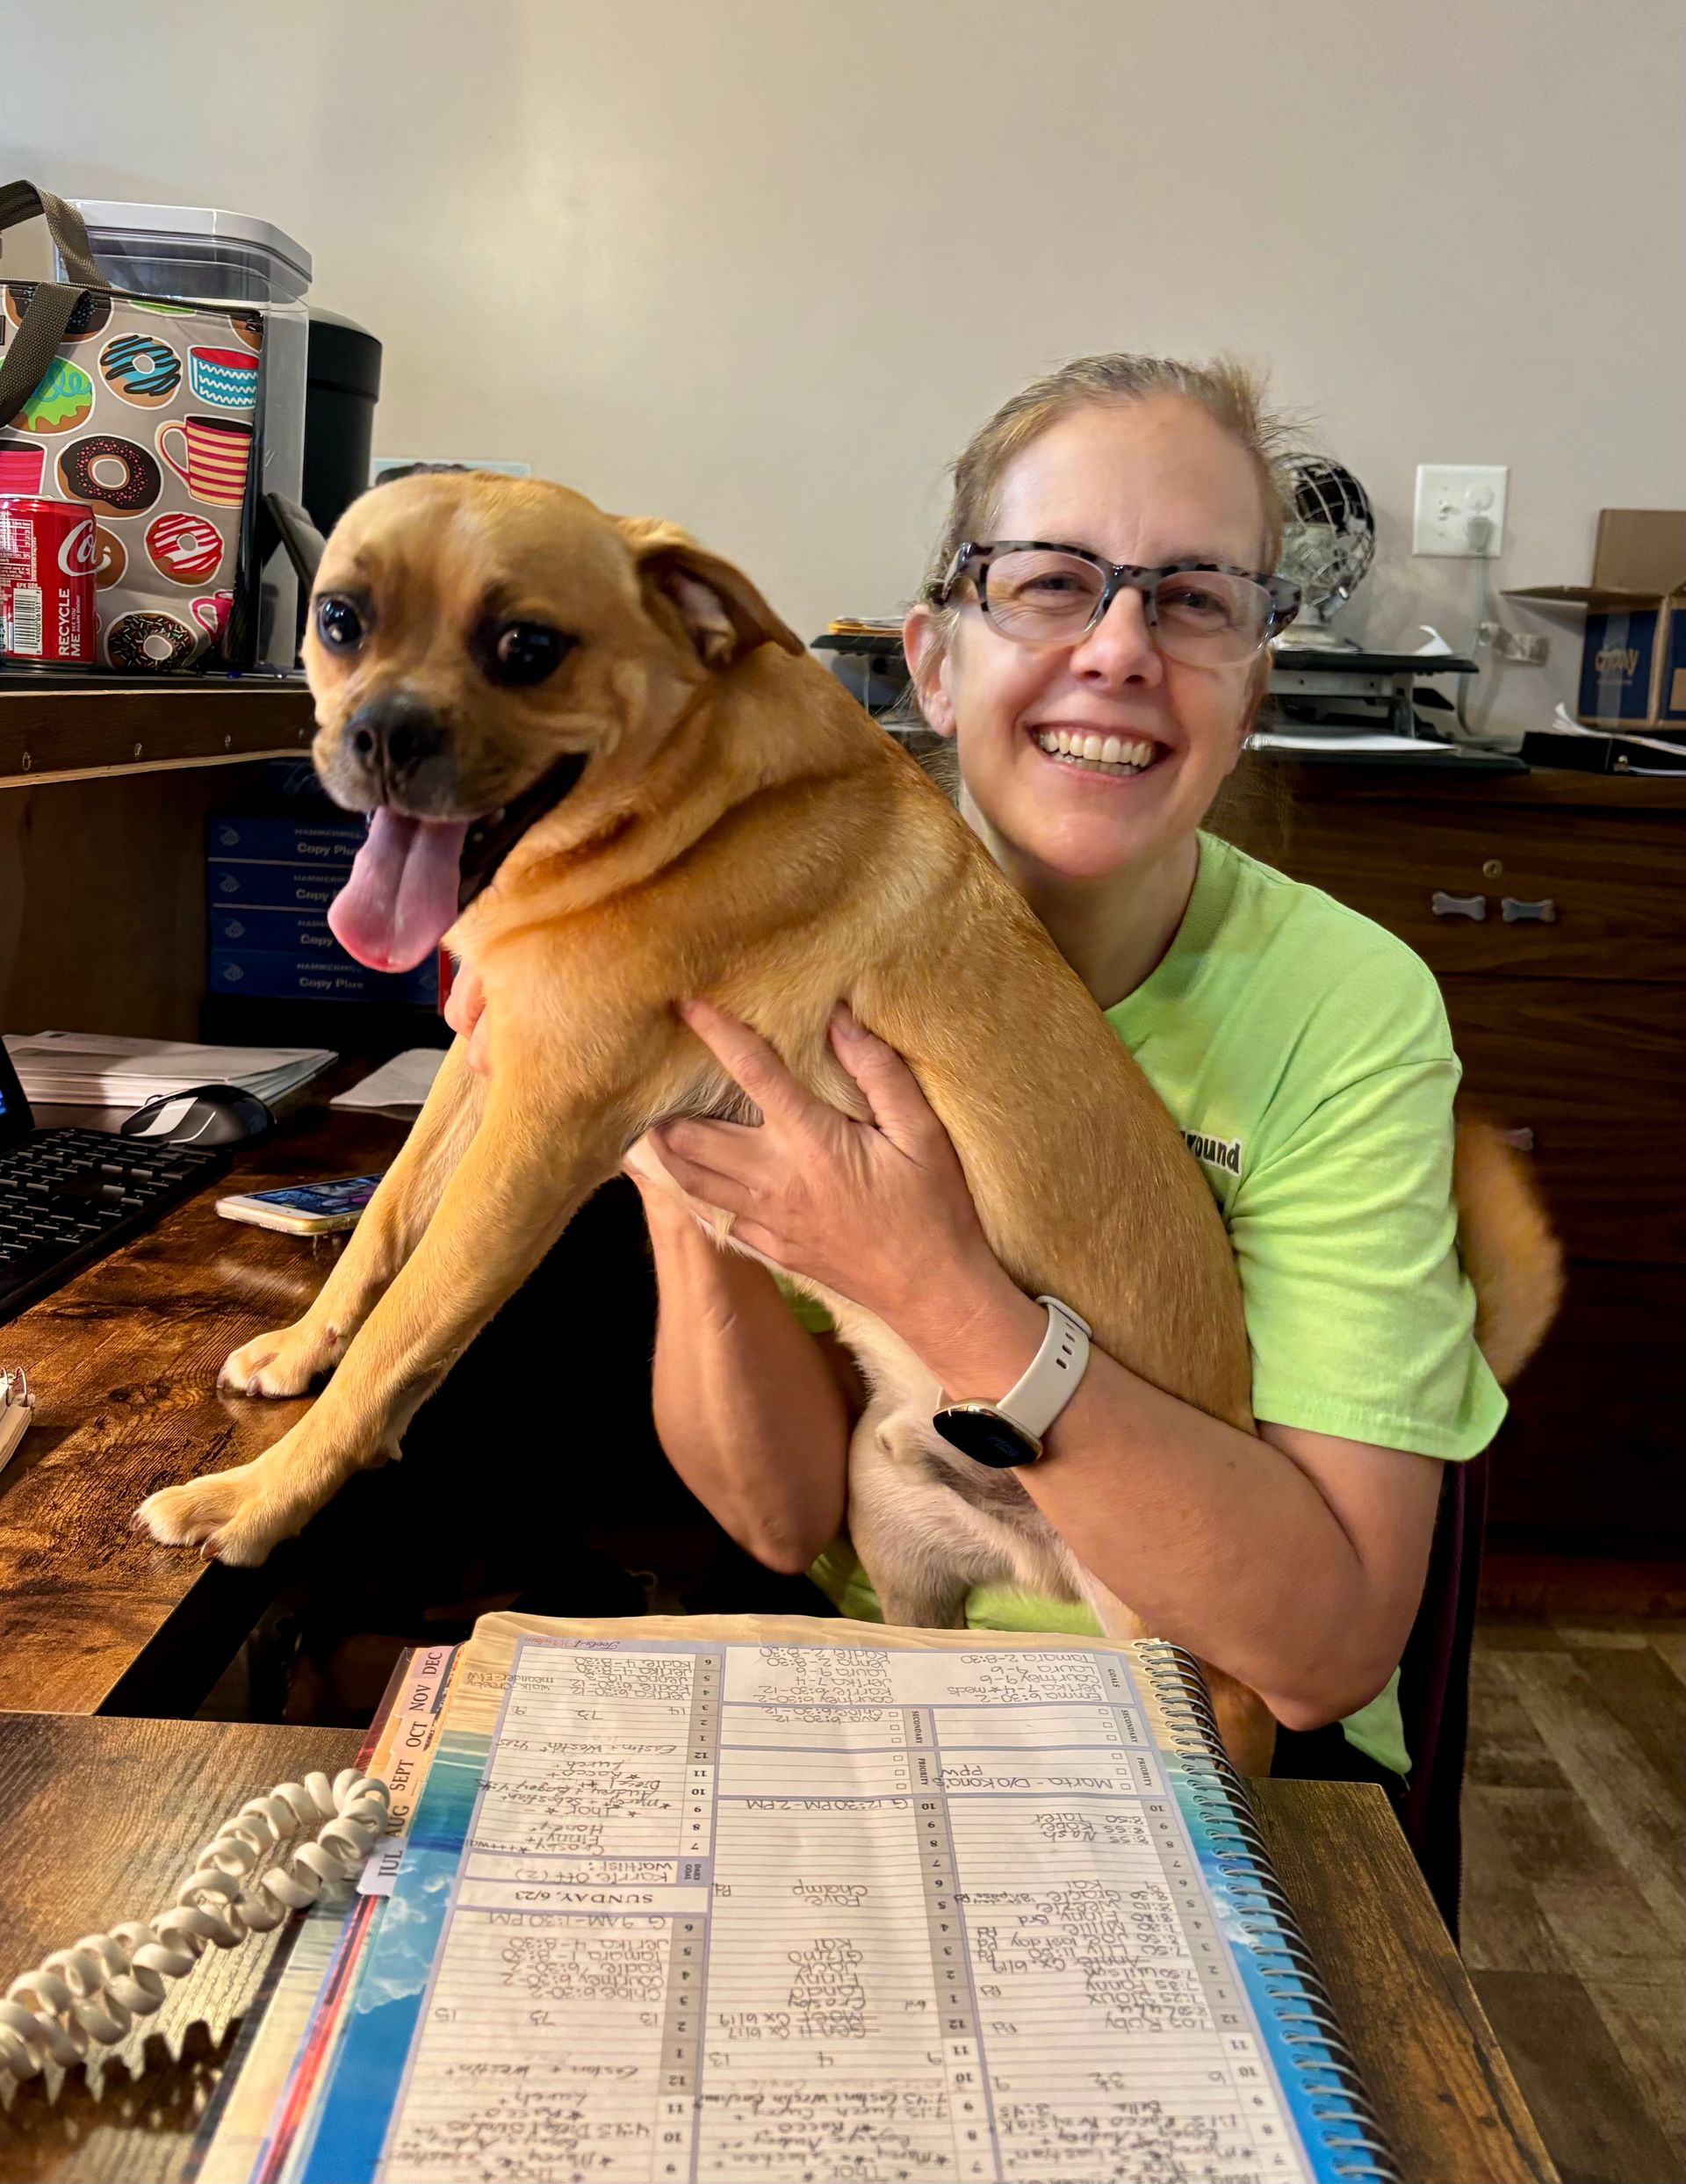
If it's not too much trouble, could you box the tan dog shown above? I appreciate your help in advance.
[137,474,1557,1772]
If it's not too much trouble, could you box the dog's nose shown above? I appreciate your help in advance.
[345,694,449,781]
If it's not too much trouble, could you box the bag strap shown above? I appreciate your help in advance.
[0,184,104,431]
[0,182,102,286]
[0,283,83,432]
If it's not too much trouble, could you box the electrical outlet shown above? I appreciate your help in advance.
[1413,465,1509,557]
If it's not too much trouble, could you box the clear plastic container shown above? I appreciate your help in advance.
[57,201,312,306]
[56,203,313,674]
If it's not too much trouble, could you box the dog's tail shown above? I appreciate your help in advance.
[1453,1105,1564,1385]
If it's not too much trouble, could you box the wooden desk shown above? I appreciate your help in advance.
[0,1714,1557,2184]
[0,1094,406,1716]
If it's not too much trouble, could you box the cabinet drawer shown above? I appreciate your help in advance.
[1440,977,1686,1264]
[1280,799,1686,981]
[1488,1261,1685,1545]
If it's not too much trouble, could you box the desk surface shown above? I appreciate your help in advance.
[0,1092,407,1716]
[0,1713,1557,2184]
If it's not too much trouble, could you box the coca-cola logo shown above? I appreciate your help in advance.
[58,517,97,577]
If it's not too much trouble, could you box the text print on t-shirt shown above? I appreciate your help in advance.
[1184,1128,1244,1178]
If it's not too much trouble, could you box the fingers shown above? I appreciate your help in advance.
[443,962,492,1077]
[643,1134,757,1220]
[828,1005,945,1154]
[679,998,819,1133]
[443,960,483,1026]
[621,1133,667,1192]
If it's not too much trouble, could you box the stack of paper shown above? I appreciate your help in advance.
[329,1047,445,1116]
[4,1030,335,1109]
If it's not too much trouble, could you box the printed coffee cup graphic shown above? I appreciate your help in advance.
[156,414,253,508]
[191,588,234,635]
[0,441,47,494]
[187,346,258,410]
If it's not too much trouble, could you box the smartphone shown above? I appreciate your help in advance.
[216,1174,384,1236]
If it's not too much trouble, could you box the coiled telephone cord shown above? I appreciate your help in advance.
[0,1767,388,2081]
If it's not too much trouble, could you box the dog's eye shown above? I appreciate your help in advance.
[316,596,365,650]
[484,621,573,688]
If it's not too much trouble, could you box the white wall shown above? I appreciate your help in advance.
[5,0,1683,739]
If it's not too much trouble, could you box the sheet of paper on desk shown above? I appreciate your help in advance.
[4,1031,335,1107]
[330,1047,446,1116]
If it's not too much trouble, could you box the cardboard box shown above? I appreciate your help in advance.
[1508,509,1686,727]
[206,814,363,865]
[205,861,342,910]
[210,948,437,1005]
[209,907,345,956]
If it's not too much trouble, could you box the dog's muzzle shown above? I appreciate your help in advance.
[335,693,455,808]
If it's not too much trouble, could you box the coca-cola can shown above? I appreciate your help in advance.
[0,497,98,667]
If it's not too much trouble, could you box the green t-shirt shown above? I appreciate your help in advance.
[802,832,1507,1775]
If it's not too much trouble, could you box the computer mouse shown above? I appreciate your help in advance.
[119,1083,275,1147]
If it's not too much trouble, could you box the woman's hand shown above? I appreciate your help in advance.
[442,960,492,1075]
[645,998,1006,1333]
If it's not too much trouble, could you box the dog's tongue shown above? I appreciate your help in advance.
[329,810,471,973]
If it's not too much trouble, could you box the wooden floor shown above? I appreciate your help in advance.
[1463,1614,1685,2184]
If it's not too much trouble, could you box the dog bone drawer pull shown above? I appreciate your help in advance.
[1501,897,1557,924]
[1431,891,1487,920]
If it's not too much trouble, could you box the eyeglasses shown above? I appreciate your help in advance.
[933,540,1300,667]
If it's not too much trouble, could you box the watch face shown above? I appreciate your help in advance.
[932,1404,1041,1469]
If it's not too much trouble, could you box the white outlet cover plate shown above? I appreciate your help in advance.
[1413,465,1508,557]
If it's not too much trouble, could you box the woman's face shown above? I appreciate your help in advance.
[911,395,1272,884]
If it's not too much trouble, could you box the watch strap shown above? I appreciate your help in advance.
[997,1295,1091,1440]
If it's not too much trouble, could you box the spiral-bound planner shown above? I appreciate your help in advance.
[239,1613,1396,2184]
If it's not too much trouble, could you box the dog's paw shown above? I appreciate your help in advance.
[220,1319,344,1398]
[134,1466,292,1567]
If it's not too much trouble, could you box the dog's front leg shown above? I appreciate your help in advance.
[221,1040,485,1397]
[138,1072,618,1565]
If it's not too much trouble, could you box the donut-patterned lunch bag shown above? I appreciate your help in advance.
[0,183,267,673]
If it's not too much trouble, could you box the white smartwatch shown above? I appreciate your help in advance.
[931,1295,1092,1468]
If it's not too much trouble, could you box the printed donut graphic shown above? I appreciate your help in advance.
[106,609,198,673]
[93,526,127,589]
[16,357,94,436]
[146,510,224,586]
[227,310,264,354]
[99,332,183,408]
[3,283,112,345]
[56,433,164,517]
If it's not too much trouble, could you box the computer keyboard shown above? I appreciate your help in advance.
[0,1129,226,1321]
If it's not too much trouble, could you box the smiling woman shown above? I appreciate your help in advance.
[616,354,1549,1885]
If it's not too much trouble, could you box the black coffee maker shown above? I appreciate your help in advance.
[304,311,382,537]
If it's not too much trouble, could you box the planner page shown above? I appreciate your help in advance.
[295,1617,1358,2184]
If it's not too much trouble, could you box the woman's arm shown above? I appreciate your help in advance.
[631,1171,856,1573]
[868,1263,1441,1729]
[647,999,1443,1733]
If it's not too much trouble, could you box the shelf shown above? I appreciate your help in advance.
[0,678,315,788]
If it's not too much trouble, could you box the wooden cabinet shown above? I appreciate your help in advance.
[0,683,313,1041]
[1264,764,1686,1552]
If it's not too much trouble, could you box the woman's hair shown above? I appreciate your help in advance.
[907,352,1297,859]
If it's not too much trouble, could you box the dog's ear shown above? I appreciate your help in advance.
[619,517,803,668]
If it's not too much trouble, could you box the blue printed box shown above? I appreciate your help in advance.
[211,949,437,1006]
[206,815,364,866]
[1510,510,1686,729]
[209,907,344,957]
[1576,604,1684,725]
[207,861,343,911]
